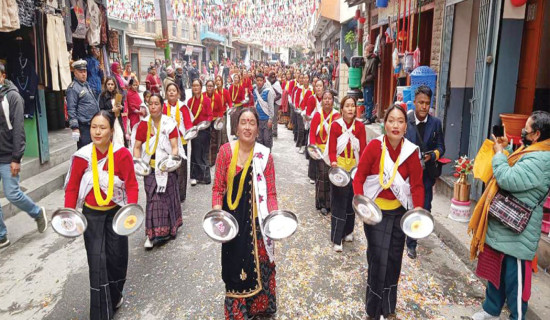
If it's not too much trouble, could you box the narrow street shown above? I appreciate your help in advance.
[0,124,498,320]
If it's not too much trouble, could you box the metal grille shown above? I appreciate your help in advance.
[436,4,455,121]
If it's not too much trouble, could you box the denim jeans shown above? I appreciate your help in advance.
[0,163,40,239]
[363,84,374,120]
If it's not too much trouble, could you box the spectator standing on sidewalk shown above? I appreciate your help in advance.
[361,45,380,124]
[253,74,275,149]
[0,64,48,248]
[404,86,445,259]
[67,60,100,149]
[268,72,282,138]
[84,46,103,99]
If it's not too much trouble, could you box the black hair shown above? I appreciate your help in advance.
[149,93,164,106]
[256,73,265,80]
[321,90,335,103]
[102,76,120,96]
[0,63,5,75]
[384,103,408,123]
[165,82,180,93]
[314,79,324,87]
[237,107,260,127]
[205,80,215,87]
[340,95,357,110]
[143,90,152,98]
[530,110,550,142]
[91,110,115,129]
[192,79,203,87]
[415,85,433,99]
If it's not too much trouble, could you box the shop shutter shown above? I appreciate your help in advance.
[436,4,455,122]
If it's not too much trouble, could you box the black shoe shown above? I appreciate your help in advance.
[0,237,10,249]
[363,119,372,125]
[407,247,417,259]
[320,208,328,216]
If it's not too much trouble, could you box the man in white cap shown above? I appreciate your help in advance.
[163,66,176,92]
[66,59,100,149]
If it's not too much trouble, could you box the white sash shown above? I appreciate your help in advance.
[254,87,270,117]
[1,98,11,130]
[363,135,419,210]
[64,143,127,209]
[251,142,275,262]
[323,118,360,165]
[315,109,338,137]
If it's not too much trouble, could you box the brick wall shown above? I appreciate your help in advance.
[430,0,445,73]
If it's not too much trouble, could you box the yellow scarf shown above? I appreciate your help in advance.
[379,138,402,190]
[226,141,254,210]
[231,84,240,102]
[145,117,161,155]
[468,139,550,260]
[190,94,204,119]
[166,101,180,127]
[319,110,334,144]
[91,143,114,206]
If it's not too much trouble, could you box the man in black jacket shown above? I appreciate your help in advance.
[361,45,380,124]
[404,86,445,259]
[0,64,48,248]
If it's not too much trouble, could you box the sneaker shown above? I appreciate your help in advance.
[309,179,315,184]
[0,237,10,249]
[407,247,417,259]
[115,296,124,309]
[298,147,305,154]
[36,207,48,233]
[144,238,153,249]
[333,243,343,252]
[190,179,197,186]
[472,310,499,320]
[344,234,354,242]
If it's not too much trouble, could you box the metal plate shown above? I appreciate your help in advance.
[400,208,434,239]
[226,108,237,116]
[262,210,298,240]
[183,126,198,141]
[51,208,87,238]
[213,118,224,130]
[328,167,351,187]
[197,121,211,130]
[133,158,151,176]
[112,204,145,236]
[350,166,358,180]
[203,209,239,243]
[307,145,323,160]
[352,195,382,225]
[157,155,182,172]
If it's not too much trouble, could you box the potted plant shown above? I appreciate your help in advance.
[154,35,167,49]
[453,156,474,202]
[344,30,357,52]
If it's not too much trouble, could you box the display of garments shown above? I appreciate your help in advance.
[62,0,73,46]
[86,0,100,46]
[70,0,87,39]
[0,0,20,32]
[11,55,38,117]
[46,14,72,91]
[108,30,119,53]
[99,4,108,46]
[16,0,34,27]
[34,10,48,87]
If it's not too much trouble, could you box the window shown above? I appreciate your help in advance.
[182,22,190,40]
[172,21,178,37]
[145,21,156,33]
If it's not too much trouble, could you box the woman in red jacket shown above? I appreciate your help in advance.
[215,75,232,145]
[205,79,224,166]
[64,110,139,319]
[309,90,340,215]
[327,96,366,252]
[187,79,213,186]
[124,78,144,139]
[352,104,425,320]
[229,73,246,136]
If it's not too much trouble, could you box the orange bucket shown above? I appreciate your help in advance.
[356,105,365,118]
[500,113,529,137]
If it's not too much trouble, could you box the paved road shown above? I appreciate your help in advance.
[1,123,501,320]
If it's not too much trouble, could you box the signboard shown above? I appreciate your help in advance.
[185,45,194,55]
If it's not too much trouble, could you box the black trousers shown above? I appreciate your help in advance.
[82,205,128,320]
[177,144,188,202]
[191,129,211,184]
[291,108,298,142]
[308,157,317,181]
[330,182,355,245]
[364,207,406,319]
[296,117,306,148]
[314,160,331,210]
[77,124,92,149]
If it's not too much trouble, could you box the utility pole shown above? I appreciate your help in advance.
[159,0,171,64]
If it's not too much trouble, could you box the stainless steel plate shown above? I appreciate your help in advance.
[400,208,434,239]
[328,167,351,187]
[352,195,382,225]
[52,208,87,238]
[203,210,239,243]
[262,210,298,240]
[350,166,358,180]
[197,121,211,130]
[112,204,145,236]
[157,155,182,173]
[307,145,323,160]
[183,126,199,141]
[133,158,151,176]
[213,118,224,130]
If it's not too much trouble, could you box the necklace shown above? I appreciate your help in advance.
[319,110,333,143]
[91,144,114,206]
[190,94,204,119]
[145,117,161,155]
[209,93,215,111]
[231,84,240,101]
[343,120,356,165]
[226,141,254,210]
[166,101,180,127]
[379,138,402,190]
[217,88,224,108]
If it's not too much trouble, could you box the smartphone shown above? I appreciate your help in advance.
[492,125,504,137]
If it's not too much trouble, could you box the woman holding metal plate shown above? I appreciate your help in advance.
[187,79,213,186]
[206,79,224,166]
[352,104,424,320]
[64,110,139,319]
[326,96,367,252]
[133,93,183,249]
[228,73,246,136]
[304,79,326,184]
[215,75,232,145]
[212,108,279,319]
[163,82,193,202]
[308,90,340,216]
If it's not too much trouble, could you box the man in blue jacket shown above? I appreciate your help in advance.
[405,85,445,259]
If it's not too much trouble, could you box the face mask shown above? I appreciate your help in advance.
[521,128,533,146]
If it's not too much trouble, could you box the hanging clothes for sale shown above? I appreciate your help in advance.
[70,0,87,39]
[34,9,48,87]
[0,0,21,32]
[10,40,38,117]
[61,0,73,48]
[108,30,119,53]
[16,0,35,27]
[46,13,72,90]
[98,4,109,46]
[86,0,100,46]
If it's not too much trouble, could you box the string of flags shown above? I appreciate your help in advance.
[106,0,319,47]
